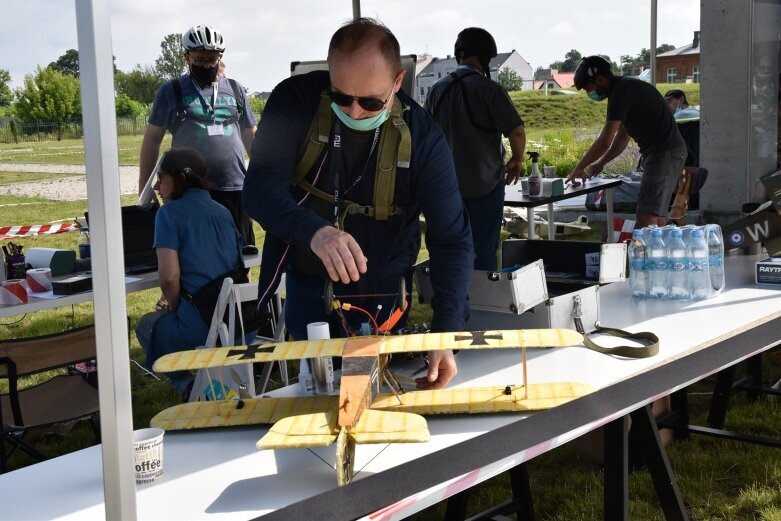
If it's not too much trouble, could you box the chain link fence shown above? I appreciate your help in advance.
[0,116,149,143]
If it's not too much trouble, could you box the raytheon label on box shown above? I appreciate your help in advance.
[756,258,781,285]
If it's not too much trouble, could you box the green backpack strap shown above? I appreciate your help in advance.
[372,97,410,220]
[582,326,660,358]
[292,92,331,186]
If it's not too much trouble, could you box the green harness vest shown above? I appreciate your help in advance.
[291,92,412,222]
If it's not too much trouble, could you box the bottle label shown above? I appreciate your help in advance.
[671,261,686,272]
[692,260,708,272]
[652,259,668,271]
[631,259,645,271]
[709,255,722,267]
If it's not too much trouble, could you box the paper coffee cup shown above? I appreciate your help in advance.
[133,428,164,485]
[543,166,556,178]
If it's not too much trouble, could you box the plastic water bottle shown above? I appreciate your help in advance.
[689,229,711,300]
[667,229,690,299]
[647,229,668,299]
[706,225,725,292]
[628,229,648,298]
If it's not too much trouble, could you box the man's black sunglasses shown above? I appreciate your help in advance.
[328,90,388,112]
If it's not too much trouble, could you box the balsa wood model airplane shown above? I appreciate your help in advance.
[151,328,593,485]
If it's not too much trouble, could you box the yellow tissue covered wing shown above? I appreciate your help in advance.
[371,382,595,414]
[350,410,430,444]
[150,395,338,431]
[378,329,583,355]
[258,412,340,449]
[152,339,350,372]
[257,410,430,450]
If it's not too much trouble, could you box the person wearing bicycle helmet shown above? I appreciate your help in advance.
[425,27,525,271]
[567,55,685,227]
[140,24,258,247]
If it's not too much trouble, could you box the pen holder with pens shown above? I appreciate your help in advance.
[5,255,27,280]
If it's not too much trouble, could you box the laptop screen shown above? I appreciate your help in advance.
[85,205,158,270]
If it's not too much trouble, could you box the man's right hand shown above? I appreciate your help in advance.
[310,226,367,283]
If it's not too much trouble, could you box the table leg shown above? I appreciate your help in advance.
[527,207,536,240]
[606,188,615,242]
[604,415,629,521]
[547,203,555,240]
[630,405,689,521]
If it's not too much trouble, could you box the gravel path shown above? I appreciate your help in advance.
[0,163,138,201]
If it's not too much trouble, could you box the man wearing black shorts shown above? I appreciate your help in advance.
[567,56,685,227]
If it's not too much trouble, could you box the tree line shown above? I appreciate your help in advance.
[0,33,264,141]
[494,45,677,92]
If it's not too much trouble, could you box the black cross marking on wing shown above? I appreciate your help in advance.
[453,331,504,346]
[227,344,276,360]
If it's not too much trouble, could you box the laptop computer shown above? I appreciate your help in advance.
[85,205,159,274]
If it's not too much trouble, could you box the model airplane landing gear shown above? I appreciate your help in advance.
[335,427,356,486]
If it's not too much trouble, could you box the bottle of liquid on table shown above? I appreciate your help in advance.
[628,229,648,298]
[689,229,711,300]
[647,229,668,299]
[527,151,542,197]
[706,225,725,293]
[667,229,690,300]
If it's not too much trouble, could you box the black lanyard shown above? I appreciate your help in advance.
[192,80,217,121]
[332,120,381,227]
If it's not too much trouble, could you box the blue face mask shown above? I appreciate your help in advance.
[588,90,607,102]
[331,102,389,131]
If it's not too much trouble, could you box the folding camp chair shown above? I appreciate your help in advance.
[188,277,288,402]
[0,325,100,473]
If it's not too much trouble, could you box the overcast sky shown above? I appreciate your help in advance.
[5,0,699,93]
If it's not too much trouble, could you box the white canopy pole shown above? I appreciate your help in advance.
[75,1,137,519]
[650,0,658,85]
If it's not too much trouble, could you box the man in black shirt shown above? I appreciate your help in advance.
[425,27,526,270]
[567,56,686,227]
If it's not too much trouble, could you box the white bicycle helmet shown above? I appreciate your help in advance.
[182,25,225,52]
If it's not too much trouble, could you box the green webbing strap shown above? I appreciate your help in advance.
[292,93,331,186]
[291,93,411,221]
[582,326,660,358]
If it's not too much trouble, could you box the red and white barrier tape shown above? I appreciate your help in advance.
[0,222,78,240]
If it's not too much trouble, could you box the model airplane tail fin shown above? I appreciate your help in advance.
[257,410,429,450]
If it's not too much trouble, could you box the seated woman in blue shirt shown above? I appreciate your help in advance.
[135,147,244,399]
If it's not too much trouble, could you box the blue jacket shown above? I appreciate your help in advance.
[244,71,474,332]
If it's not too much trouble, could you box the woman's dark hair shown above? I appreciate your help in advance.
[158,147,211,200]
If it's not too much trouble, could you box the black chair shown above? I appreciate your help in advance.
[0,325,100,472]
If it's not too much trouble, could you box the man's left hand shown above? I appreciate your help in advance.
[504,158,523,185]
[415,349,457,390]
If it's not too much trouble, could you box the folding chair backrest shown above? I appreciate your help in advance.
[227,282,260,341]
[0,325,96,377]
[204,279,234,349]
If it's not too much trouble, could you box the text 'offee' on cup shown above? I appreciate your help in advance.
[133,428,164,485]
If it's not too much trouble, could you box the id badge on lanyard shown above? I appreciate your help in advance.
[194,80,224,137]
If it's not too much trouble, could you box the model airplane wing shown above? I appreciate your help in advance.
[152,329,584,373]
[150,395,338,431]
[372,382,596,414]
[377,328,583,354]
[258,409,429,449]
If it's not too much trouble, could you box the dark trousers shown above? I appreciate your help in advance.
[463,180,505,271]
[284,267,409,340]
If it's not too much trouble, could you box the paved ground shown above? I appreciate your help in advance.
[0,163,138,201]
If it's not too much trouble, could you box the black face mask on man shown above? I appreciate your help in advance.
[189,64,219,84]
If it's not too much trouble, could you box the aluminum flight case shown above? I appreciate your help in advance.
[414,258,548,317]
[414,239,626,333]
